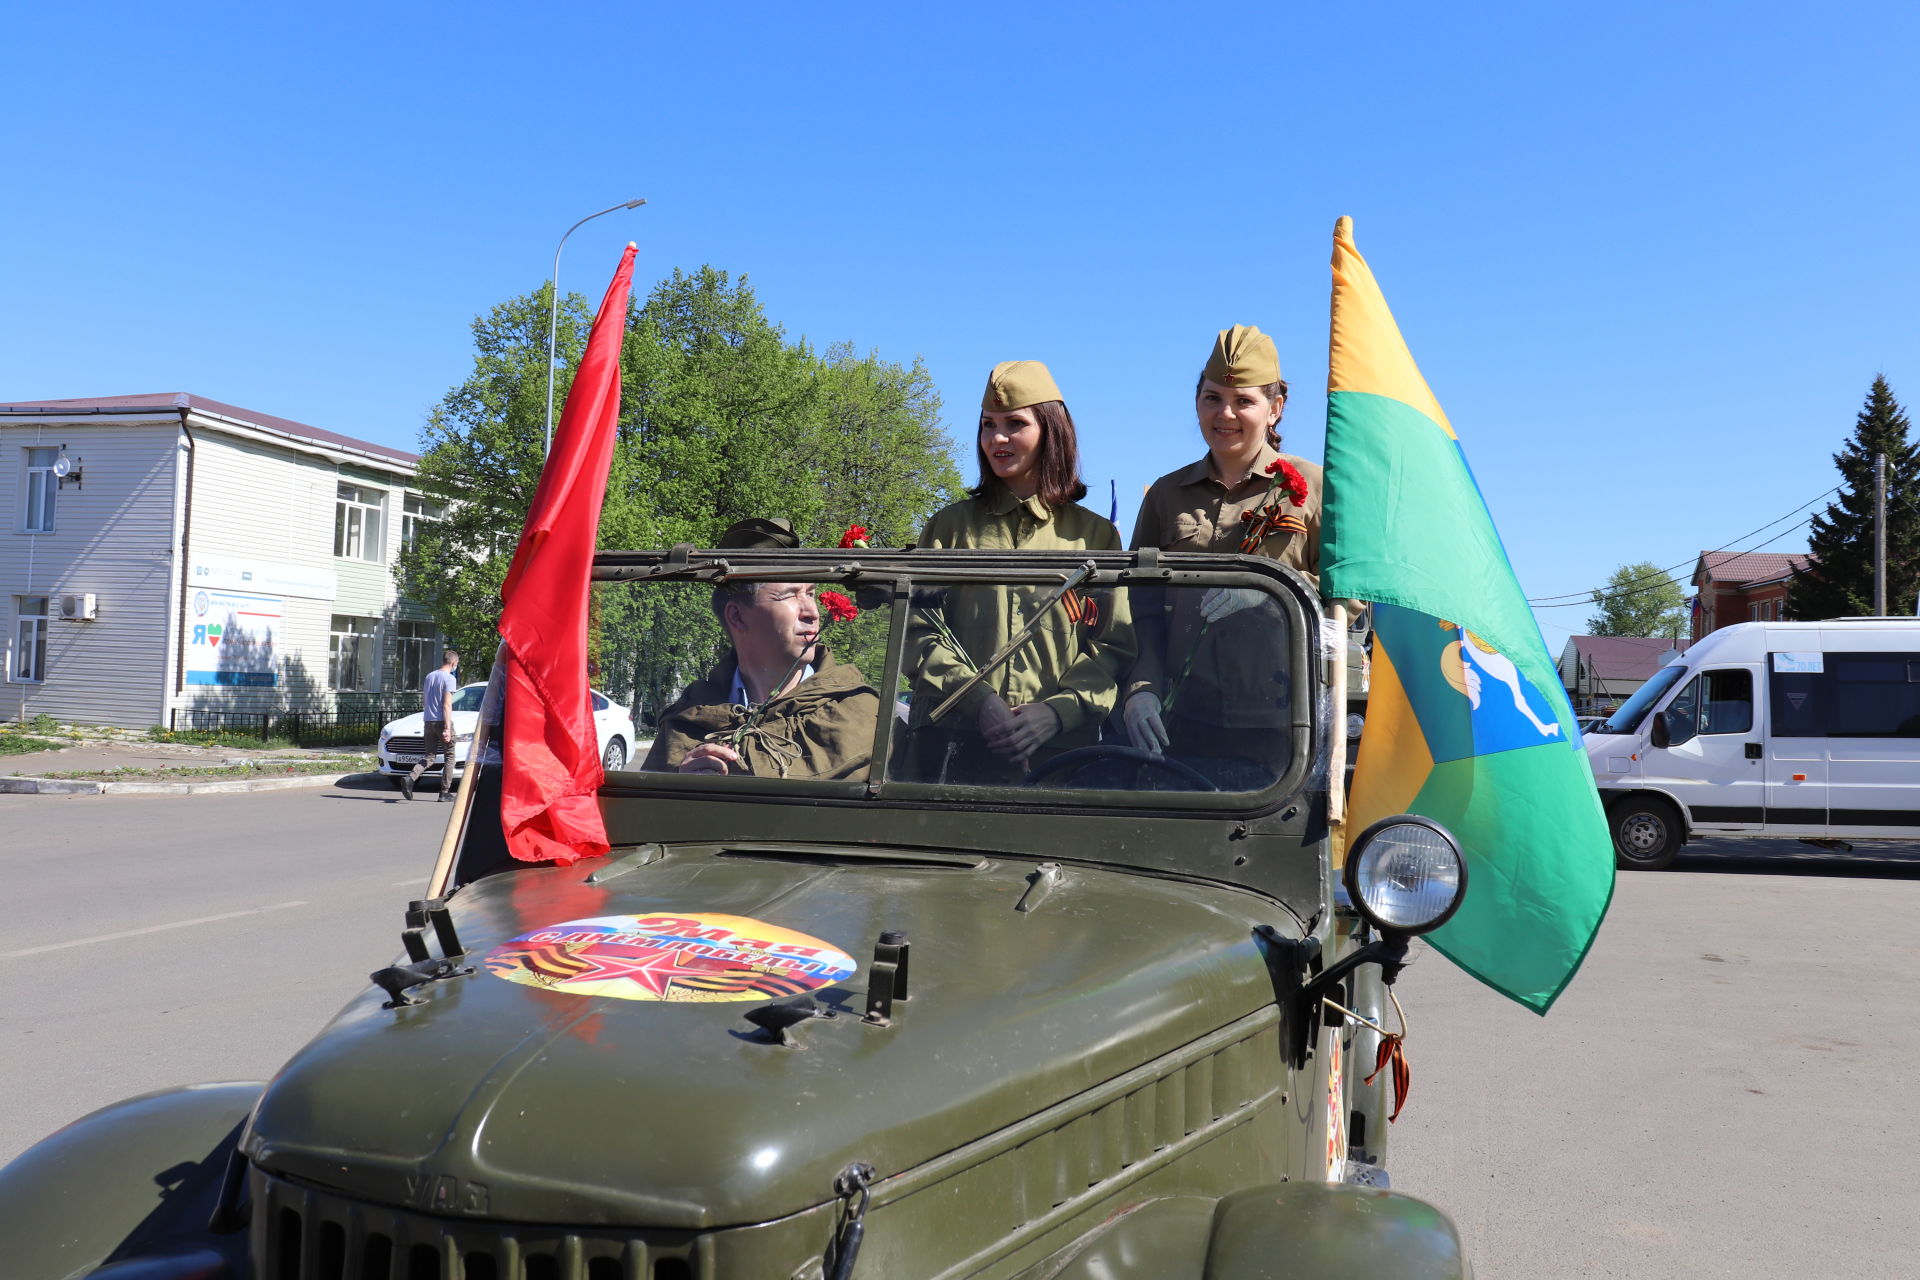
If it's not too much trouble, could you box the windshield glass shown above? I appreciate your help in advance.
[451,685,486,713]
[1598,662,1686,735]
[609,570,1300,803]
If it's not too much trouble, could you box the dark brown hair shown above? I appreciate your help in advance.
[1195,376,1289,450]
[969,400,1088,508]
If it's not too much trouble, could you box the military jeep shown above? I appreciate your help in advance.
[0,546,1471,1279]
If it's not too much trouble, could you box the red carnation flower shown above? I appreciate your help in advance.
[838,524,870,549]
[819,590,859,622]
[1263,458,1308,507]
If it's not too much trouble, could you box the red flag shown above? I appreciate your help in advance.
[496,242,635,865]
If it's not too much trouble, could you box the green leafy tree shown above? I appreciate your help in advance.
[1788,376,1920,619]
[398,266,965,723]
[1587,562,1688,637]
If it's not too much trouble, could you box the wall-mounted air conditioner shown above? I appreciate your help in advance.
[58,593,97,621]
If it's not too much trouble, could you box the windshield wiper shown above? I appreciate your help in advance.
[928,560,1096,723]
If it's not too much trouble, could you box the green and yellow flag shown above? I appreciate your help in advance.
[1323,217,1613,1013]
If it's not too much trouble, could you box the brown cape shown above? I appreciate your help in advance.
[641,647,881,781]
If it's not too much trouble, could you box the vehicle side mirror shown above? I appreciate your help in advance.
[1649,712,1670,749]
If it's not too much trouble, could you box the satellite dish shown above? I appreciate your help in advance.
[52,453,71,478]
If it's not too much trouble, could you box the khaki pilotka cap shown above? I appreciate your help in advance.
[982,360,1064,412]
[1202,324,1282,387]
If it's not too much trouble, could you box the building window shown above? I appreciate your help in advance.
[333,483,386,562]
[12,595,48,682]
[401,494,444,555]
[21,448,57,533]
[329,615,379,691]
[397,620,439,692]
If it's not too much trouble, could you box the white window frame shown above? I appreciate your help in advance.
[12,595,48,683]
[333,483,387,563]
[328,614,380,691]
[397,619,439,692]
[21,448,57,534]
[401,494,444,555]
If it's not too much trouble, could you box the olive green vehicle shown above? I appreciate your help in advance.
[0,546,1473,1280]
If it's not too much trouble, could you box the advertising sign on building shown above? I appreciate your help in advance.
[185,589,282,687]
[189,555,336,601]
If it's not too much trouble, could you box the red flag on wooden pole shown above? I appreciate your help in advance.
[496,242,635,865]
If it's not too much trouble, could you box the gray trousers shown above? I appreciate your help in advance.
[407,721,453,787]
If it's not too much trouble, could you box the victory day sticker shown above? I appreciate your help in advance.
[484,913,856,1003]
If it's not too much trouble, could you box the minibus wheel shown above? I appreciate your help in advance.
[1610,795,1681,870]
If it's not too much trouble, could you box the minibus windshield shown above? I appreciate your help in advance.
[1599,662,1687,736]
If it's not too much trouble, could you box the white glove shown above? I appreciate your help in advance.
[1200,586,1265,624]
[1123,690,1170,756]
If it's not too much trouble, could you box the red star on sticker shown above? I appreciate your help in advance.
[562,946,698,997]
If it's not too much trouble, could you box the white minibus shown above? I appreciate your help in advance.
[1585,618,1920,868]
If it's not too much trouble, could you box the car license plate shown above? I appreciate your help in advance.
[388,753,424,764]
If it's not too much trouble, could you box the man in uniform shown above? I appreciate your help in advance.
[641,518,882,781]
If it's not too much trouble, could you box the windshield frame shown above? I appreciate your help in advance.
[1598,661,1688,736]
[593,548,1319,818]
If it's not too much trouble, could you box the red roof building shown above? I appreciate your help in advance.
[1689,550,1810,640]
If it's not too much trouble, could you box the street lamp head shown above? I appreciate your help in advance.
[623,198,647,209]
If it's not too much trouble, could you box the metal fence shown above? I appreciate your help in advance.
[170,702,415,748]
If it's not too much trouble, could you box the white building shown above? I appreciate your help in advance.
[1,393,445,730]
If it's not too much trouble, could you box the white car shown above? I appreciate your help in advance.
[376,683,638,787]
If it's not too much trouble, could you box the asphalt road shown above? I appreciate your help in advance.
[4,791,1916,1277]
[0,775,448,1163]
[1390,837,1920,1278]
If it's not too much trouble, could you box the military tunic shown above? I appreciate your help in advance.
[905,492,1136,779]
[641,647,881,781]
[1127,445,1321,745]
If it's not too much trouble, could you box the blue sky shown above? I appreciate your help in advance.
[7,1,1917,641]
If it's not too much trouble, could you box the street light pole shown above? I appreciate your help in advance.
[544,199,647,454]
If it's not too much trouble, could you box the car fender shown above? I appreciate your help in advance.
[1041,1184,1466,1279]
[1201,1183,1468,1279]
[0,1082,263,1280]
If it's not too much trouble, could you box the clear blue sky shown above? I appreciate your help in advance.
[8,1,1917,642]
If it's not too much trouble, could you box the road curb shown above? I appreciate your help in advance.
[0,771,380,796]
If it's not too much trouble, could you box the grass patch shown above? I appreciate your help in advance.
[43,759,372,782]
[146,726,300,751]
[0,733,64,755]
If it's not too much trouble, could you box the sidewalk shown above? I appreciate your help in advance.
[0,738,376,795]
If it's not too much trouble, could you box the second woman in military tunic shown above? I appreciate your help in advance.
[1124,325,1319,773]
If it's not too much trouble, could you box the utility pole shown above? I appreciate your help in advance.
[1874,451,1888,615]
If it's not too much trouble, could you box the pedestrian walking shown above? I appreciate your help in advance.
[404,648,460,801]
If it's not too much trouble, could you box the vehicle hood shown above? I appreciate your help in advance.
[245,845,1289,1229]
[382,710,479,737]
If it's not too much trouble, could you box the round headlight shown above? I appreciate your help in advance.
[1344,816,1467,935]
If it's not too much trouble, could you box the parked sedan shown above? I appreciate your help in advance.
[376,684,638,786]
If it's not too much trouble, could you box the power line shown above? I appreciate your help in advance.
[1532,515,1817,610]
[1525,486,1837,606]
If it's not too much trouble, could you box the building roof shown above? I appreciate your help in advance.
[0,392,419,466]
[1695,550,1811,588]
[1564,634,1691,681]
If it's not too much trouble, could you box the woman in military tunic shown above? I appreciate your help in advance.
[904,360,1135,784]
[1122,325,1320,779]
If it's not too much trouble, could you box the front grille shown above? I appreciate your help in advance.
[385,737,432,756]
[251,1169,705,1280]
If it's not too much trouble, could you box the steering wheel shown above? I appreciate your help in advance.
[1019,744,1219,791]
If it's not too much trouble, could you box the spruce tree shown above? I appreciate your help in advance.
[1787,376,1920,619]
